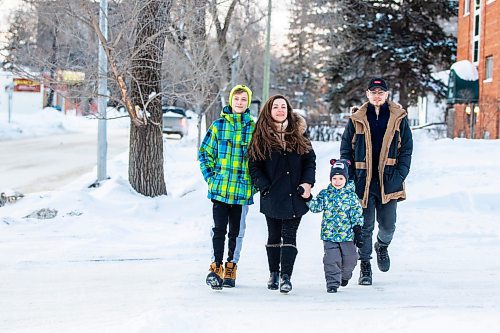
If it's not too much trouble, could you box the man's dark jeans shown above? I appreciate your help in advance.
[358,180,397,261]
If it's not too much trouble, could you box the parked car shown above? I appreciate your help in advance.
[162,106,189,138]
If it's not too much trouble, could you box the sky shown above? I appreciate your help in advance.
[1,108,500,332]
[0,0,291,58]
[266,0,291,49]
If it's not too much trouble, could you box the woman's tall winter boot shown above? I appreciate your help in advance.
[266,244,281,290]
[280,245,298,293]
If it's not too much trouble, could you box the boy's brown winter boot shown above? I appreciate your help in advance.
[206,262,224,290]
[223,262,237,288]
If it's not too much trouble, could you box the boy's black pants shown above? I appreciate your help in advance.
[212,200,243,264]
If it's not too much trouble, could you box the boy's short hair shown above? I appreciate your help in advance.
[229,84,252,108]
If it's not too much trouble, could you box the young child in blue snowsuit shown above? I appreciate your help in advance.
[305,159,364,293]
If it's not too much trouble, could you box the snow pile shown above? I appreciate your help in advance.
[0,107,130,141]
[451,60,479,81]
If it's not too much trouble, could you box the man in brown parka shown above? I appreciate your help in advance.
[340,77,413,286]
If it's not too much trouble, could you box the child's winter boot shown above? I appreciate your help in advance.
[206,262,224,290]
[327,286,338,293]
[222,262,237,288]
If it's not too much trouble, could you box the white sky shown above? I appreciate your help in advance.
[267,0,291,50]
[0,0,291,56]
[0,0,22,52]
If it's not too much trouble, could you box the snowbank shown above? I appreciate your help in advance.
[0,107,130,141]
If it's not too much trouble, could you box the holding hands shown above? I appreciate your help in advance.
[298,183,312,198]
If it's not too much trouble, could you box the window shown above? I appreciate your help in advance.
[472,0,481,63]
[474,15,480,36]
[485,56,493,80]
[473,41,480,63]
[464,0,471,15]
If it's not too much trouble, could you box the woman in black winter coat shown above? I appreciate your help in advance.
[248,94,316,293]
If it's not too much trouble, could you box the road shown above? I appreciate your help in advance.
[0,129,130,194]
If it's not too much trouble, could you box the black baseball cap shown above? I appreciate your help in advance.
[367,78,388,91]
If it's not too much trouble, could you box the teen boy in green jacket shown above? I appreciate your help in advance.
[198,84,255,290]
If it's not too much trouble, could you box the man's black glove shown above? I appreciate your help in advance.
[352,225,364,248]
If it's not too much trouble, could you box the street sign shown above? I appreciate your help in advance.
[13,78,41,93]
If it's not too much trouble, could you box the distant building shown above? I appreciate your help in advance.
[0,70,44,121]
[407,71,450,127]
[454,0,499,139]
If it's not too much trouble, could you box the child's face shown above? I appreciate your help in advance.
[331,175,346,189]
[231,92,249,114]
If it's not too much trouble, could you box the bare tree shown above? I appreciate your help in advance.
[163,0,266,150]
[127,1,171,196]
[82,0,171,196]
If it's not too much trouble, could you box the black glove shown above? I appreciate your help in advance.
[352,225,364,249]
[296,185,305,196]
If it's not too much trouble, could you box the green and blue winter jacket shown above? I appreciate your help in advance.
[306,181,363,242]
[199,106,255,205]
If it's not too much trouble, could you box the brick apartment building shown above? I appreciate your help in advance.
[455,0,499,139]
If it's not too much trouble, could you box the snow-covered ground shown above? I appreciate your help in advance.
[0,107,129,141]
[1,115,499,332]
[0,108,131,194]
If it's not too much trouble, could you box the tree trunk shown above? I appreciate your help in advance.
[128,0,171,197]
[398,82,409,110]
[45,25,58,108]
[205,83,222,127]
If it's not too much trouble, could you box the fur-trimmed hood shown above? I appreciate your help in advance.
[294,112,307,135]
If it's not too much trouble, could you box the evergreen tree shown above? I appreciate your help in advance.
[279,0,319,110]
[317,0,457,111]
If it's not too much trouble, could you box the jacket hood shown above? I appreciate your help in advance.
[327,180,355,194]
[292,111,307,134]
[221,105,252,124]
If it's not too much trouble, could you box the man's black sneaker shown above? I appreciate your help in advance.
[358,261,372,285]
[374,242,390,272]
[341,279,349,287]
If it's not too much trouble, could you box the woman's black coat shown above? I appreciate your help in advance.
[249,149,316,220]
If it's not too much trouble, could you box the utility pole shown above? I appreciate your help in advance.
[6,83,13,123]
[97,0,108,182]
[262,0,272,102]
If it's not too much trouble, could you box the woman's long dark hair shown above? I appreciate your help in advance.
[248,95,311,161]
